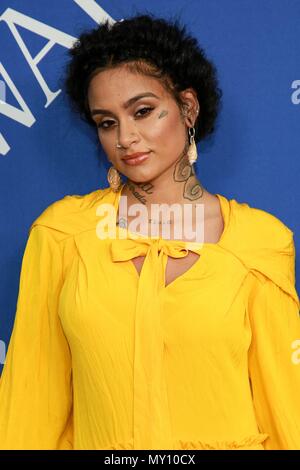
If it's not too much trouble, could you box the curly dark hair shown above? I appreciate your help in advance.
[63,12,223,143]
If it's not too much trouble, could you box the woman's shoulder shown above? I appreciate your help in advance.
[29,186,112,237]
[222,194,298,305]
[225,194,294,251]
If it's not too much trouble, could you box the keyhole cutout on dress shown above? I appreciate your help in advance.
[130,251,201,288]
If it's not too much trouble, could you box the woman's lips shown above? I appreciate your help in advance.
[122,152,151,165]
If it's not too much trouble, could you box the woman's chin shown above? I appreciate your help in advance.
[123,167,157,183]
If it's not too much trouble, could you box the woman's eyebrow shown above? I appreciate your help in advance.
[91,92,160,116]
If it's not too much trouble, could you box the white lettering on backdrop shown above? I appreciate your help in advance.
[0,1,115,156]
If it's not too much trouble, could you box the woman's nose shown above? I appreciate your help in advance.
[117,119,139,148]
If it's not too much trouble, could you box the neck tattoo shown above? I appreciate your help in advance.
[116,142,204,226]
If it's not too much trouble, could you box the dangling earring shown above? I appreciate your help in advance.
[187,126,198,165]
[107,165,122,192]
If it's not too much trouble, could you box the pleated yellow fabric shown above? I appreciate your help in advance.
[0,183,299,450]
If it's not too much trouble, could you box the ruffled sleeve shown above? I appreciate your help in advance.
[0,224,73,449]
[246,231,300,449]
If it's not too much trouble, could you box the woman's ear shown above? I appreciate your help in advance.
[180,89,200,127]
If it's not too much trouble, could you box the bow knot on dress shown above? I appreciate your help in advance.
[111,232,203,262]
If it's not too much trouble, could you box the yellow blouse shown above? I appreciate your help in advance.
[0,184,300,450]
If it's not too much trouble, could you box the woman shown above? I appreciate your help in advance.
[0,13,299,450]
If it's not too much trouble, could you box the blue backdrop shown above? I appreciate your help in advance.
[1,0,299,371]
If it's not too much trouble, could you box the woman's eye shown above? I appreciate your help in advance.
[98,120,114,130]
[97,107,154,130]
[136,106,154,117]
